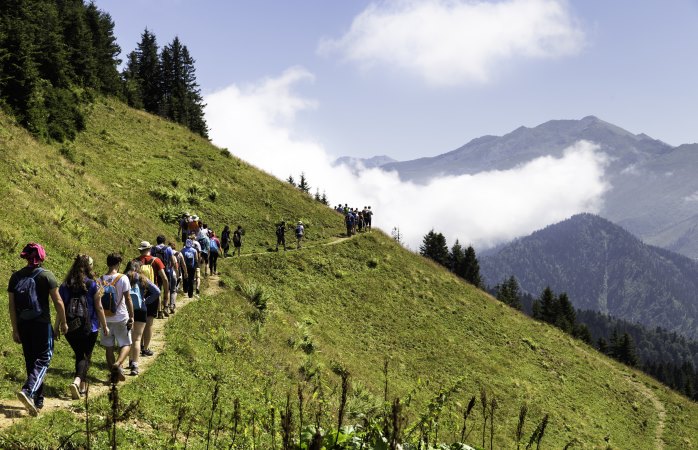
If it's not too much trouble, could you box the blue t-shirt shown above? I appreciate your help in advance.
[59,279,99,333]
[198,235,210,253]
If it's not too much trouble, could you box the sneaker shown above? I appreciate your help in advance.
[17,390,38,416]
[34,397,44,410]
[196,288,200,295]
[130,366,139,376]
[111,364,125,383]
[163,309,169,318]
[169,306,175,314]
[69,382,80,400]
[141,348,154,357]
[157,311,164,319]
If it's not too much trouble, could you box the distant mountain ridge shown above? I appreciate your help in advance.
[480,213,698,339]
[333,155,397,170]
[378,116,698,258]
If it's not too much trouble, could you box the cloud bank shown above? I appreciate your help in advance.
[318,0,585,86]
[206,68,608,250]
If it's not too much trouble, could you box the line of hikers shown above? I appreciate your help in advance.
[6,219,237,416]
[336,204,373,236]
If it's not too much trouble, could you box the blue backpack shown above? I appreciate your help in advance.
[182,246,197,268]
[129,277,145,311]
[14,268,45,320]
[210,238,219,252]
[100,274,123,317]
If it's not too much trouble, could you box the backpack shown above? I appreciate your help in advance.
[210,238,219,252]
[233,231,242,246]
[14,268,45,320]
[276,225,284,238]
[153,244,172,270]
[129,276,145,311]
[66,287,91,335]
[296,225,303,237]
[99,275,123,317]
[140,259,155,284]
[182,246,197,268]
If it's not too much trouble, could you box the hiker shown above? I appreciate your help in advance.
[221,225,231,258]
[178,213,190,243]
[296,221,305,249]
[170,242,188,294]
[358,211,364,233]
[136,241,169,356]
[98,253,134,384]
[124,259,160,376]
[345,211,354,236]
[181,239,199,298]
[197,227,211,276]
[59,254,108,399]
[188,233,202,294]
[209,232,221,274]
[188,215,200,236]
[366,206,373,231]
[152,235,177,316]
[276,221,287,252]
[7,242,68,416]
[232,225,243,257]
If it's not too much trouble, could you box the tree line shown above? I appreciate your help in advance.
[0,0,207,141]
[418,230,482,287]
[491,276,698,401]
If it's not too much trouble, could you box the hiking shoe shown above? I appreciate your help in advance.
[34,397,44,410]
[157,311,164,319]
[196,288,200,295]
[130,366,139,376]
[111,365,125,383]
[163,310,169,318]
[141,348,154,357]
[17,390,38,417]
[69,382,80,400]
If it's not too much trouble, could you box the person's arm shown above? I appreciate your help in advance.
[122,279,134,327]
[8,292,20,344]
[158,268,169,303]
[93,288,109,336]
[180,255,188,279]
[50,288,68,336]
[145,280,161,304]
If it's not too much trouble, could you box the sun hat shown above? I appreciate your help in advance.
[137,241,152,251]
[20,243,46,267]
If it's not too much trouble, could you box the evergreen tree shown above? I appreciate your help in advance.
[538,287,556,324]
[496,276,521,310]
[298,172,311,194]
[320,191,329,206]
[122,50,143,108]
[314,188,321,202]
[419,230,449,267]
[616,333,639,367]
[134,28,162,113]
[58,0,98,87]
[462,246,482,287]
[84,2,121,95]
[555,293,576,334]
[287,175,296,187]
[449,240,465,274]
[597,337,608,355]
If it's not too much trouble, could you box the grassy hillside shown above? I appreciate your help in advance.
[0,99,697,449]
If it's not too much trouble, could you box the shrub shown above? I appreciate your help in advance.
[239,282,269,322]
[208,189,218,202]
[191,160,203,170]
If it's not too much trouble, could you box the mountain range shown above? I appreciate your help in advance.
[345,116,698,259]
[480,213,698,339]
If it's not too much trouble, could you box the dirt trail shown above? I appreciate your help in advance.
[0,234,355,429]
[0,290,199,429]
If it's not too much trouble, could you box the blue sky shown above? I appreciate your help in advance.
[93,0,698,248]
[95,0,698,160]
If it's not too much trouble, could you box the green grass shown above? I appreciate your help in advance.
[0,98,697,448]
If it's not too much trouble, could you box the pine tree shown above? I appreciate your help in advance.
[555,293,575,334]
[462,246,482,287]
[314,188,321,202]
[449,240,465,275]
[538,287,556,324]
[58,0,98,87]
[419,230,449,267]
[122,51,143,108]
[496,276,521,309]
[287,175,296,187]
[134,28,162,114]
[179,43,208,137]
[84,2,121,95]
[320,191,329,206]
[298,172,311,194]
[617,333,639,367]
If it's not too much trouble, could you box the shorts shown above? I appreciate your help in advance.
[101,319,132,348]
[134,308,147,323]
[146,298,159,318]
[201,252,209,263]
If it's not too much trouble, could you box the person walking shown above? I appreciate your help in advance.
[152,235,177,316]
[136,241,169,355]
[275,221,287,252]
[232,225,243,257]
[197,228,210,277]
[209,232,221,274]
[188,233,202,295]
[124,259,160,376]
[8,243,68,415]
[98,253,133,384]
[295,221,305,249]
[59,254,108,399]
[181,239,199,298]
[221,225,231,258]
[170,242,188,296]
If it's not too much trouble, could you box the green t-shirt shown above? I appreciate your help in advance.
[7,266,59,323]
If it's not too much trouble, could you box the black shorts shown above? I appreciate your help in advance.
[146,299,159,318]
[201,252,209,263]
[134,308,147,323]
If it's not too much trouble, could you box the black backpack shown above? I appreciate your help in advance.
[276,225,284,238]
[66,289,91,336]
[14,268,45,320]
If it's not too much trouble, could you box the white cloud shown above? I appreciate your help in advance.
[685,191,698,202]
[318,0,585,86]
[206,69,608,250]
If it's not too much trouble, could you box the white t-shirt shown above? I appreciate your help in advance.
[100,273,131,322]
